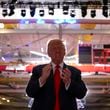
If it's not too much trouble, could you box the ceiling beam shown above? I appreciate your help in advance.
[0,29,110,35]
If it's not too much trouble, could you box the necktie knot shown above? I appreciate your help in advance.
[55,65,60,69]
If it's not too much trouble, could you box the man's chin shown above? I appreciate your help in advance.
[53,59,63,64]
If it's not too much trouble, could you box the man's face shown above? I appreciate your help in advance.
[48,40,65,64]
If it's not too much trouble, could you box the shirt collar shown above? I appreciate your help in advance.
[51,62,64,69]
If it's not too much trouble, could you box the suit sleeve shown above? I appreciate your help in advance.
[67,67,87,99]
[26,65,44,98]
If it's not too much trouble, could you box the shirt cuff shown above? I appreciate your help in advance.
[39,77,46,87]
[65,81,71,90]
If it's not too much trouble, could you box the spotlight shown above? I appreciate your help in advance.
[102,6,108,17]
[2,9,8,17]
[48,4,54,15]
[63,2,69,15]
[8,4,15,16]
[91,10,96,18]
[81,6,87,17]
[39,9,45,17]
[70,9,75,17]
[30,4,36,17]
[57,2,60,8]
[1,2,8,17]
[1,1,7,8]
[8,9,14,16]
[21,9,26,17]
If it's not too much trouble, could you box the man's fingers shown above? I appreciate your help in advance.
[43,64,51,72]
[62,68,71,77]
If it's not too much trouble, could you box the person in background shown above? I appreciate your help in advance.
[26,39,87,110]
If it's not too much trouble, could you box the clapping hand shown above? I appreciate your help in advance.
[39,64,51,85]
[61,68,71,86]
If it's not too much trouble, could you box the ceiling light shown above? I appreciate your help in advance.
[91,10,96,18]
[57,2,60,8]
[21,9,26,17]
[30,4,36,17]
[39,9,45,17]
[2,9,8,17]
[8,4,15,16]
[8,9,14,16]
[0,1,108,19]
[81,6,87,17]
[62,2,69,15]
[102,5,108,17]
[48,4,54,15]
[70,9,75,17]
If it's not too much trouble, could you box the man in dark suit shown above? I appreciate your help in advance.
[26,39,87,110]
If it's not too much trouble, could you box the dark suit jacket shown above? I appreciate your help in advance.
[26,63,87,110]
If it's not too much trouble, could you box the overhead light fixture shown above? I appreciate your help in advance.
[18,1,26,17]
[91,9,96,18]
[1,1,8,17]
[57,2,60,8]
[39,9,45,17]
[62,2,69,15]
[8,9,14,16]
[48,4,54,15]
[81,6,87,17]
[102,5,108,17]
[70,9,75,17]
[2,8,8,17]
[0,1,108,19]
[21,9,26,17]
[30,4,36,17]
[8,4,15,16]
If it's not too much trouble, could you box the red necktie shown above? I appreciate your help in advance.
[54,65,61,110]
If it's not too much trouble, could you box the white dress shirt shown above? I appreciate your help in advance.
[39,62,70,90]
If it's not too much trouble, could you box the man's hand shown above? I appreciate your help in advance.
[39,64,51,86]
[60,68,71,86]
